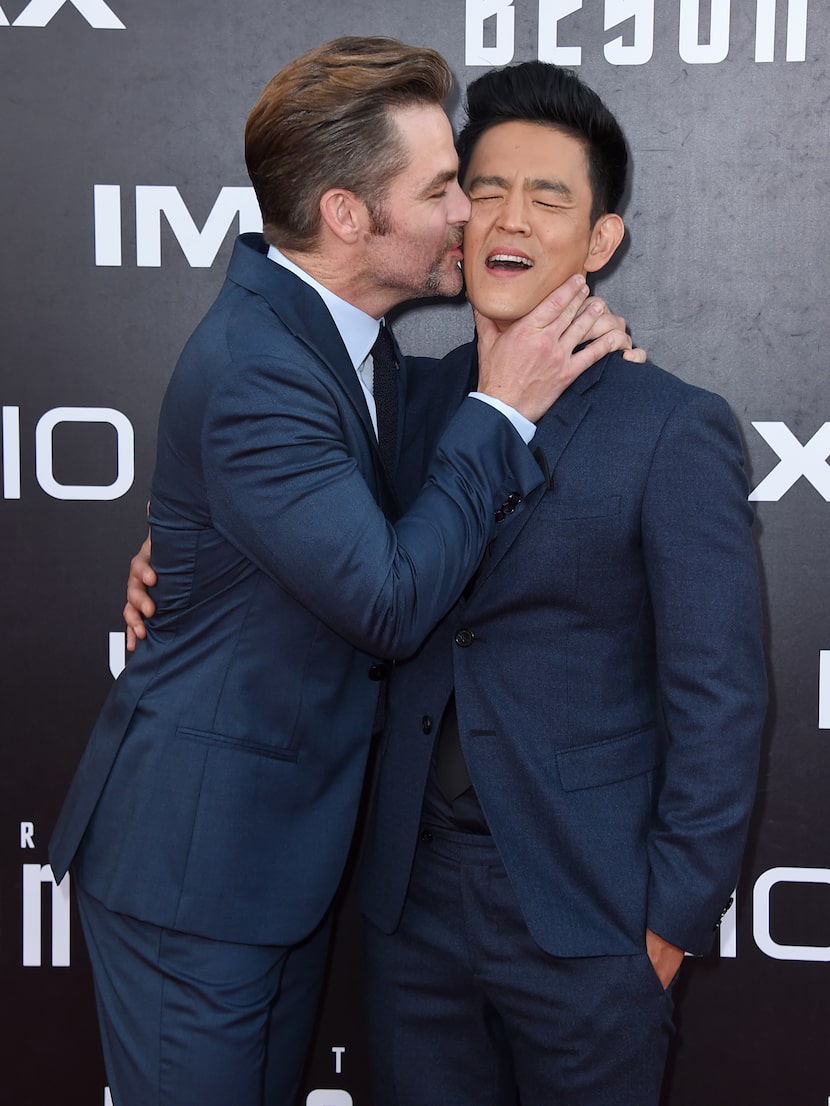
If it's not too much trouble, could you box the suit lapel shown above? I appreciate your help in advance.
[386,328,408,492]
[227,234,401,511]
[468,355,608,594]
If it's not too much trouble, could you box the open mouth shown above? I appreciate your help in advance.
[486,253,533,271]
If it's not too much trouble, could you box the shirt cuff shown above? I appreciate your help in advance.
[469,392,537,445]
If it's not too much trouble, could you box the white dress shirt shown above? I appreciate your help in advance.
[267,245,535,445]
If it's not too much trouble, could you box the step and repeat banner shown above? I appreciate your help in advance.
[2,1,828,1103]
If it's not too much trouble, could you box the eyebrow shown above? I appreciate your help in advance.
[418,168,458,196]
[467,173,574,200]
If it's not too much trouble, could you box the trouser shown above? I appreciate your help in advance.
[77,883,332,1106]
[365,828,676,1106]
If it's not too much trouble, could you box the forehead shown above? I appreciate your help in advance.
[389,102,458,185]
[465,120,590,186]
[393,103,458,160]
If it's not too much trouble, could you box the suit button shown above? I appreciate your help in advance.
[368,663,387,681]
[507,492,522,506]
[421,715,432,734]
[454,628,475,648]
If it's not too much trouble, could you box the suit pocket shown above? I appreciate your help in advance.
[555,724,665,792]
[176,726,299,762]
[541,494,623,589]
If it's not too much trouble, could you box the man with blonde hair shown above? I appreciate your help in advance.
[50,38,636,1106]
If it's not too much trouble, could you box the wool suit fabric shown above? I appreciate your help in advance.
[49,236,545,1104]
[361,341,766,1104]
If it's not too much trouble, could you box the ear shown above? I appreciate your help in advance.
[584,213,625,274]
[318,188,370,245]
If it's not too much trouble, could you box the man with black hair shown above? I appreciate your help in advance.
[360,61,766,1106]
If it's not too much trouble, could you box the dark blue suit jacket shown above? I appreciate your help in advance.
[49,235,544,947]
[362,342,767,957]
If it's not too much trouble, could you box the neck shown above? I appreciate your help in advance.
[280,245,396,321]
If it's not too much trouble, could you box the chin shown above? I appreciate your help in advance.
[467,285,523,322]
[438,274,464,298]
[478,300,526,325]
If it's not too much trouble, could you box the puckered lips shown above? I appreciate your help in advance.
[485,248,534,273]
[446,231,464,267]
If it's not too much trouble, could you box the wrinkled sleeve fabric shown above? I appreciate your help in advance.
[202,350,543,660]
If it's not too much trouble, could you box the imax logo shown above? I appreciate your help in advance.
[94,185,262,268]
[2,405,134,500]
[749,422,830,501]
[0,0,123,27]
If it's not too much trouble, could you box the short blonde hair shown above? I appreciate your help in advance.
[245,36,453,250]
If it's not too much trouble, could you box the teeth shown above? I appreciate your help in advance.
[488,254,533,267]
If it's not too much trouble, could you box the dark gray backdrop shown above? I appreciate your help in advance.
[2,1,828,1103]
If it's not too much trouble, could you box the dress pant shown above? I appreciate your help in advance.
[364,828,676,1106]
[76,882,332,1106]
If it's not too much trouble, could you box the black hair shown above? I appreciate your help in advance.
[457,61,628,224]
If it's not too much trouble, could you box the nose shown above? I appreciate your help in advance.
[447,179,471,225]
[497,189,530,235]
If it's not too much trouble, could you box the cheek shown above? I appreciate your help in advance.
[538,234,589,285]
[462,214,485,248]
[461,260,482,299]
[420,219,451,255]
[461,227,487,280]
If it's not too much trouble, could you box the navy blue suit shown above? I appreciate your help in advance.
[361,343,767,1105]
[49,236,544,1104]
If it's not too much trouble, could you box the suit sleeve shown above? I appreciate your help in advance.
[201,350,543,660]
[641,389,767,954]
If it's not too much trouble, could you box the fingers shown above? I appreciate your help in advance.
[571,299,649,363]
[567,326,631,378]
[122,535,157,649]
[564,307,635,377]
[126,556,157,610]
[139,562,157,587]
[570,297,627,343]
[123,601,146,653]
[472,277,637,424]
[125,580,156,617]
[123,583,154,650]
[129,536,157,590]
[622,346,647,363]
[519,274,590,333]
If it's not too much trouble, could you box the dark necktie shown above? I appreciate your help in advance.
[371,322,399,478]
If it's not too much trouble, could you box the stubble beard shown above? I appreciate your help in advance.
[421,228,464,297]
[369,213,464,301]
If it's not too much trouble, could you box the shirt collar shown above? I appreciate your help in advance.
[267,245,379,369]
